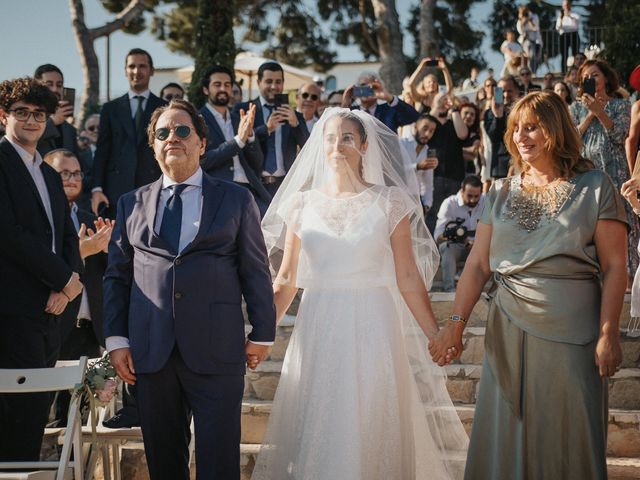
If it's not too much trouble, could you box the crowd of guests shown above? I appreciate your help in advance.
[1,32,640,479]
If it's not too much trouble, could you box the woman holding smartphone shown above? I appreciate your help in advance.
[569,59,638,286]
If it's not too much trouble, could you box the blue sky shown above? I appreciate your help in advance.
[0,0,515,97]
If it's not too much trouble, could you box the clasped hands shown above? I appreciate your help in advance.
[45,271,84,315]
[428,321,464,366]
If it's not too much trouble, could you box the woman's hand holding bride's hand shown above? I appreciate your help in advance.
[428,322,464,366]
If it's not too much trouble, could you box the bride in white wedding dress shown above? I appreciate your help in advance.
[253,109,468,480]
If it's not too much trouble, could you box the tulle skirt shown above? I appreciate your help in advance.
[251,286,467,480]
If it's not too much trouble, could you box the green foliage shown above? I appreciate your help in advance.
[316,0,379,59]
[406,0,487,84]
[238,1,336,71]
[593,0,640,88]
[99,0,154,34]
[187,0,236,108]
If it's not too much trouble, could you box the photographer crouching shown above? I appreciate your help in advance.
[434,175,485,292]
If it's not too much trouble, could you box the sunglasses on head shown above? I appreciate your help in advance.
[300,92,319,101]
[154,125,191,141]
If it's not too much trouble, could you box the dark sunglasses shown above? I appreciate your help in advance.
[154,125,192,141]
[86,125,98,132]
[520,71,532,76]
[300,92,319,101]
[163,94,183,101]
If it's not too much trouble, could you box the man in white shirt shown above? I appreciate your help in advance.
[199,65,271,215]
[434,175,485,292]
[399,114,439,215]
[462,67,480,91]
[556,0,581,73]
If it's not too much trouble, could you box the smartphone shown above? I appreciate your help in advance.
[62,87,76,108]
[424,59,439,67]
[494,86,504,105]
[353,85,374,97]
[583,78,596,97]
[274,93,289,107]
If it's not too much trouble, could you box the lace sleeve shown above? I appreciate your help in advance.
[277,191,304,236]
[385,186,414,235]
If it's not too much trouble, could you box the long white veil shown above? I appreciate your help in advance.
[259,108,468,478]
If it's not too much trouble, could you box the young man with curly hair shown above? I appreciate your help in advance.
[0,77,84,460]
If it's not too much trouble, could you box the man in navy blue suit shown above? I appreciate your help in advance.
[103,100,275,480]
[233,61,309,196]
[341,71,419,132]
[199,65,271,215]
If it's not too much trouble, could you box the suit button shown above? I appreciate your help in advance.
[229,166,234,171]
[175,258,182,266]
[174,292,182,300]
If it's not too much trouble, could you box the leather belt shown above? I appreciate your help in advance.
[76,318,92,328]
[262,175,284,185]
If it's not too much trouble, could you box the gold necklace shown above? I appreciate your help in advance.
[505,176,575,232]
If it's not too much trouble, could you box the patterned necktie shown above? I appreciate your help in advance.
[263,104,278,174]
[159,184,188,254]
[134,95,144,133]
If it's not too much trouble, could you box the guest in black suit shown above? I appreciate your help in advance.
[199,65,271,215]
[34,64,81,159]
[341,71,420,132]
[104,100,275,479]
[0,78,84,460]
[91,48,167,217]
[45,149,110,356]
[233,61,309,196]
[45,149,112,424]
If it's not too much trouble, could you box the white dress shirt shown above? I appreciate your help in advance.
[260,95,287,177]
[556,11,580,34]
[8,138,56,252]
[205,103,250,184]
[70,202,92,320]
[434,192,486,240]
[399,137,434,207]
[106,167,272,351]
[128,89,150,118]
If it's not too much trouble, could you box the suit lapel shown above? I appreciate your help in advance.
[0,139,50,223]
[141,178,170,251]
[42,166,63,241]
[252,99,265,128]
[117,94,136,142]
[181,173,226,254]
[200,106,226,146]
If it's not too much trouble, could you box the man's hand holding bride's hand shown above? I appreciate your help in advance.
[428,321,464,366]
[246,341,270,370]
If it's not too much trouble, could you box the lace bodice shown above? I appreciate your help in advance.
[278,186,413,289]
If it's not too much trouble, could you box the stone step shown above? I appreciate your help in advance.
[244,360,640,410]
[239,443,640,480]
[240,400,640,458]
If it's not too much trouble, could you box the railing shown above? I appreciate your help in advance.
[538,26,608,70]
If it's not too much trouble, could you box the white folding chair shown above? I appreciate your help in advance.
[0,357,88,480]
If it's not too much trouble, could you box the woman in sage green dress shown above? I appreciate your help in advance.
[430,91,627,479]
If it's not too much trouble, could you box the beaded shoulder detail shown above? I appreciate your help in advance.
[503,176,576,232]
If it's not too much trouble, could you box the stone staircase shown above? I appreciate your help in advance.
[238,293,640,479]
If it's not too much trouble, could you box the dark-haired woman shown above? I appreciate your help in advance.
[570,59,638,282]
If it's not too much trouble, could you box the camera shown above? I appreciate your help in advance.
[443,218,472,244]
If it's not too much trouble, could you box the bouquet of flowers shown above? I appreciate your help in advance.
[75,354,119,405]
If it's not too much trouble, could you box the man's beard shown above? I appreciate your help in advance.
[466,201,478,208]
[414,132,429,146]
[210,93,229,107]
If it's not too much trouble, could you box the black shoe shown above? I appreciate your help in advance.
[102,411,140,429]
